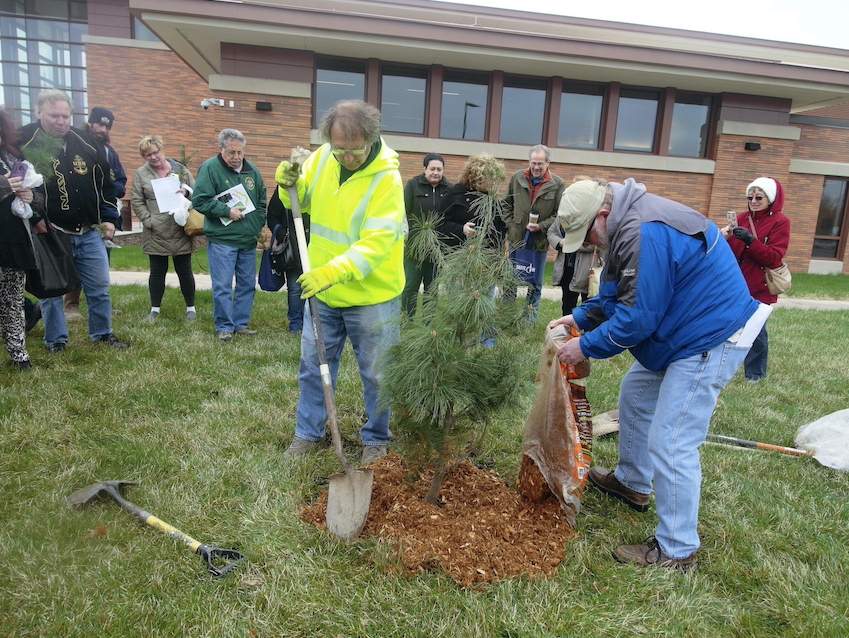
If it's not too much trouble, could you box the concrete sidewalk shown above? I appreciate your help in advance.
[109,270,849,311]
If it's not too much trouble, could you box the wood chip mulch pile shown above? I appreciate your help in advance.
[301,453,575,586]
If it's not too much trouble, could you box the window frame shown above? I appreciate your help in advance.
[613,86,662,154]
[378,62,429,136]
[312,56,368,129]
[499,73,549,145]
[558,80,606,150]
[666,91,713,158]
[439,68,490,141]
[812,176,849,261]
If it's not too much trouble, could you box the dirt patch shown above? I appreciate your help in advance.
[301,454,574,586]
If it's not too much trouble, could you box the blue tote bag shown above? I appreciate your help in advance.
[511,231,546,288]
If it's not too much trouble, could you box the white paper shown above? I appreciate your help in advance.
[151,174,183,213]
[215,183,256,226]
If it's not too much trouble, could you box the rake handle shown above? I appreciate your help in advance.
[706,434,812,458]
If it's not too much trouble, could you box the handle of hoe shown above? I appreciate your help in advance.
[288,185,347,468]
[708,434,812,458]
[106,485,202,552]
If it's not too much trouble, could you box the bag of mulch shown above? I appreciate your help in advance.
[518,324,593,526]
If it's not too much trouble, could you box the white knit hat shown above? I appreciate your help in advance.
[557,180,608,253]
[747,177,777,203]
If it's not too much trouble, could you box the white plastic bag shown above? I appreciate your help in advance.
[171,183,193,227]
[11,161,44,220]
[795,409,849,472]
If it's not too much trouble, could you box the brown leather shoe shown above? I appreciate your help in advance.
[588,466,650,512]
[613,537,697,572]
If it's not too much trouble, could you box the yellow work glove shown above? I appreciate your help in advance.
[275,160,300,188]
[298,263,344,299]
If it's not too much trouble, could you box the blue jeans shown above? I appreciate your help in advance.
[207,241,256,334]
[42,228,112,346]
[613,338,749,558]
[744,323,768,380]
[295,297,400,446]
[285,270,304,333]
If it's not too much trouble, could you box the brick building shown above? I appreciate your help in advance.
[4,0,849,272]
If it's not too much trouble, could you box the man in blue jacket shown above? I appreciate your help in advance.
[551,178,770,571]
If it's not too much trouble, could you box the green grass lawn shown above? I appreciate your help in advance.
[2,288,848,637]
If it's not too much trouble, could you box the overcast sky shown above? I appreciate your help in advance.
[435,0,849,50]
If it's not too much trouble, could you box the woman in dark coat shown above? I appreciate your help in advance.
[724,176,791,383]
[0,108,43,369]
[439,153,507,248]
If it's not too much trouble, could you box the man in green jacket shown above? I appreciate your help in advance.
[502,144,566,322]
[192,128,266,341]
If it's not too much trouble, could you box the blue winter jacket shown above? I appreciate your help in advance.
[573,179,757,371]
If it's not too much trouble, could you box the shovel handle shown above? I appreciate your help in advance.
[288,184,347,468]
[706,434,812,458]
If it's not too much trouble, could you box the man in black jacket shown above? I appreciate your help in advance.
[20,90,127,352]
[401,153,450,317]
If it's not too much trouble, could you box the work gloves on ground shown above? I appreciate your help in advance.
[275,160,300,188]
[732,226,754,246]
[298,262,345,299]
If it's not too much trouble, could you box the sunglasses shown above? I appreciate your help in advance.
[331,144,369,160]
[747,195,765,202]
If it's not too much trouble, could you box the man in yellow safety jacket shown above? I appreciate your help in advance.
[277,100,405,466]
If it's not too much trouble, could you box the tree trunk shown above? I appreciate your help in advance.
[425,409,455,505]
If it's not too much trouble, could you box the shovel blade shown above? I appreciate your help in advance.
[326,468,373,542]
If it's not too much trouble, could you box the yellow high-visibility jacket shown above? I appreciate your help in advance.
[280,139,406,308]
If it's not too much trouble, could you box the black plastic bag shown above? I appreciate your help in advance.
[25,229,80,298]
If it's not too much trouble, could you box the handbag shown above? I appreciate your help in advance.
[25,227,80,298]
[183,209,205,237]
[511,231,546,288]
[748,216,791,295]
[258,247,285,292]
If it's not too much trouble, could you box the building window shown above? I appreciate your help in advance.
[668,94,711,157]
[558,84,604,149]
[500,76,546,145]
[380,65,427,135]
[812,178,848,259]
[132,17,160,43]
[314,59,366,127]
[0,0,87,126]
[614,88,660,153]
[440,70,488,141]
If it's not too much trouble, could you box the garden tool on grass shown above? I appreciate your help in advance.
[68,480,244,577]
[287,149,373,542]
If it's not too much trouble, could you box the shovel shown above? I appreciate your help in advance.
[287,168,373,542]
[68,480,244,577]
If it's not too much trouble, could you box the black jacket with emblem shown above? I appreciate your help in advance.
[19,123,120,232]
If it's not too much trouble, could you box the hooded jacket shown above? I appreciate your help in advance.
[572,178,758,372]
[727,178,791,304]
[280,139,405,308]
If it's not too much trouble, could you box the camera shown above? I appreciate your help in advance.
[200,98,223,110]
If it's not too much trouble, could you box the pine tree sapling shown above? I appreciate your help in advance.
[21,133,63,183]
[381,155,525,504]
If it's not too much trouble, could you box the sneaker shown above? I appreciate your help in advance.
[46,342,66,353]
[588,466,650,512]
[144,311,159,323]
[186,309,197,321]
[217,331,233,342]
[235,327,257,336]
[96,334,129,349]
[613,536,697,572]
[284,436,321,458]
[360,445,388,466]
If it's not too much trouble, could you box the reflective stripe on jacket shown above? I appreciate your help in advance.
[280,139,405,308]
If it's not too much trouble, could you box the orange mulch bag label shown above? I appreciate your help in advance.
[518,325,593,527]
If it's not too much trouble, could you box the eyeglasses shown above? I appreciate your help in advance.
[747,196,764,202]
[331,144,369,161]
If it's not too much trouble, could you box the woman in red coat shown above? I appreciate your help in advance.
[724,176,791,383]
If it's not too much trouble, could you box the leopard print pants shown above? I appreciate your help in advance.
[0,267,29,363]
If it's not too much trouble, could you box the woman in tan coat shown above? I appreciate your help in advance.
[130,135,197,321]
